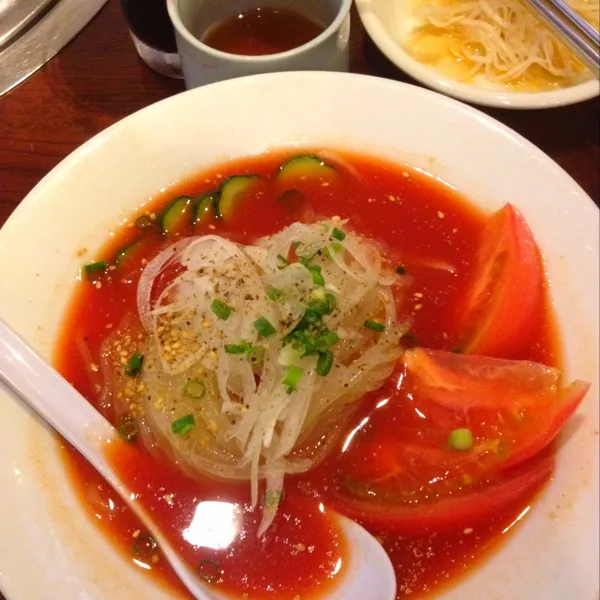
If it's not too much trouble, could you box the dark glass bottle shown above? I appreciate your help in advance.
[120,0,177,54]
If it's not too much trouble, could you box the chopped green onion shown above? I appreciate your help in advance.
[331,241,343,253]
[308,298,331,316]
[276,254,289,268]
[303,309,322,325]
[284,330,315,356]
[84,261,108,276]
[315,330,339,352]
[309,265,325,286]
[316,350,334,376]
[118,414,138,442]
[224,343,249,355]
[283,365,303,393]
[125,353,144,376]
[184,379,206,399]
[172,414,195,436]
[135,215,154,230]
[331,227,346,241]
[320,248,332,259]
[265,489,283,507]
[448,428,473,451]
[364,320,385,332]
[132,535,157,558]
[396,265,407,275]
[299,255,311,268]
[254,317,276,337]
[326,293,337,313]
[292,241,301,249]
[197,559,221,584]
[247,345,265,366]
[267,287,282,301]
[211,299,232,320]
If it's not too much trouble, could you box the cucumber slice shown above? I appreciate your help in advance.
[115,239,142,265]
[160,195,194,236]
[217,175,259,221]
[195,191,218,226]
[278,155,337,182]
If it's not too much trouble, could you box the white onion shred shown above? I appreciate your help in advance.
[125,219,410,535]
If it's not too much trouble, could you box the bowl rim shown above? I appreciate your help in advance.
[355,0,600,109]
[0,70,597,600]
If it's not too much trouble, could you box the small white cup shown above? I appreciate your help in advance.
[167,0,352,88]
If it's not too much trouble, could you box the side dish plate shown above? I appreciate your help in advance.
[0,72,598,600]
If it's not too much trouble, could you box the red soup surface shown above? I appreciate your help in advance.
[55,150,560,599]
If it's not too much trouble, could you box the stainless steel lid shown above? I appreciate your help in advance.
[0,0,108,96]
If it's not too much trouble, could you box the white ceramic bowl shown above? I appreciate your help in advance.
[0,72,598,600]
[355,0,600,109]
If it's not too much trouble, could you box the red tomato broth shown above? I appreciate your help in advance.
[55,149,561,599]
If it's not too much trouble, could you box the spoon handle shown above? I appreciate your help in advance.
[0,318,115,452]
[0,317,224,600]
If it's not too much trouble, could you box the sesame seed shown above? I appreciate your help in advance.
[414,304,423,311]
[132,529,141,538]
[90,363,99,372]
[463,527,473,535]
[438,211,445,219]
[95,282,102,289]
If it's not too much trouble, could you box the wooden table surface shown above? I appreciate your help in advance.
[1,0,599,229]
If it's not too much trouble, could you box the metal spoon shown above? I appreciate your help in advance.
[0,317,396,600]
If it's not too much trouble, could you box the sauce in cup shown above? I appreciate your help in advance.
[201,7,324,56]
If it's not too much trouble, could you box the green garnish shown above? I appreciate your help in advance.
[331,227,346,241]
[309,265,325,286]
[308,297,331,316]
[448,428,473,451]
[395,265,407,275]
[254,317,276,337]
[265,489,283,507]
[118,414,138,442]
[276,254,289,268]
[292,241,301,249]
[184,379,206,399]
[316,350,334,376]
[197,559,221,584]
[315,330,339,352]
[267,287,282,301]
[132,535,157,558]
[211,299,232,320]
[135,215,153,230]
[283,365,303,393]
[84,261,108,276]
[125,353,144,376]
[247,345,265,366]
[364,320,385,332]
[331,241,343,253]
[225,342,250,354]
[172,414,195,436]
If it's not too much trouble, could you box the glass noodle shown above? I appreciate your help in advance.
[106,219,409,535]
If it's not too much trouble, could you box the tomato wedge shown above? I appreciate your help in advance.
[331,454,555,533]
[402,348,589,470]
[457,204,544,357]
[327,348,588,532]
